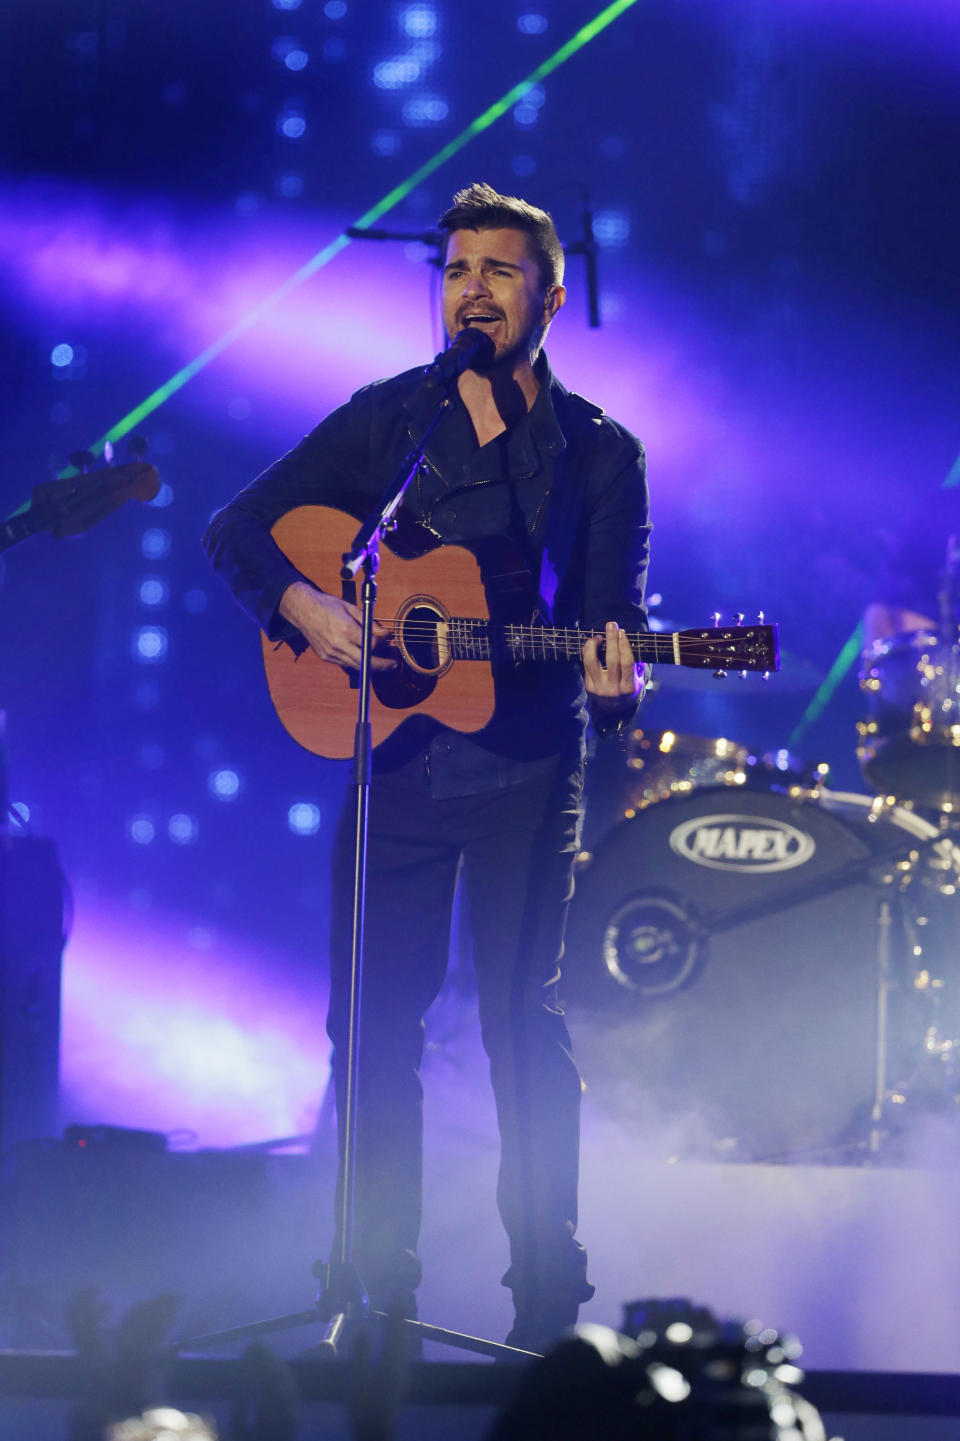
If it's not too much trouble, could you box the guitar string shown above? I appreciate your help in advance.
[363,620,774,666]
[373,620,769,647]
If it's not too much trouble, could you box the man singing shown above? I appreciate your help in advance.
[204,183,651,1353]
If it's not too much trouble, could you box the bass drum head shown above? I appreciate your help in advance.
[563,788,932,1162]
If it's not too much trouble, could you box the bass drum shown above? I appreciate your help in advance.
[563,787,958,1162]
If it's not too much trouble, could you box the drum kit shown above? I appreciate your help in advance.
[567,563,960,1165]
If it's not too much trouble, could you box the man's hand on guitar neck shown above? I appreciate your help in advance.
[279,580,399,670]
[582,620,645,717]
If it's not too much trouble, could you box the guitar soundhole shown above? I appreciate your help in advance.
[397,602,448,675]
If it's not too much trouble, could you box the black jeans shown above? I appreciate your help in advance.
[327,756,593,1317]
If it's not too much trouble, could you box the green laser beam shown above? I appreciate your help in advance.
[787,442,960,741]
[53,0,638,478]
[787,620,864,747]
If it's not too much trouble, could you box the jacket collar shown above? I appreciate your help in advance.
[402,348,569,459]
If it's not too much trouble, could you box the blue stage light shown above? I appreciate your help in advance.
[285,49,309,70]
[9,801,30,826]
[273,0,302,9]
[134,626,169,662]
[373,55,421,88]
[593,209,631,247]
[209,768,242,800]
[279,113,307,138]
[50,343,74,368]
[184,589,208,614]
[324,0,347,14]
[135,680,160,710]
[513,103,539,127]
[372,130,402,156]
[169,813,199,845]
[277,172,305,197]
[517,13,548,33]
[288,802,321,835]
[402,95,448,126]
[129,815,156,845]
[400,5,438,37]
[142,528,171,559]
[147,482,174,508]
[139,577,169,607]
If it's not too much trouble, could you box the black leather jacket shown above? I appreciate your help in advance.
[204,352,651,781]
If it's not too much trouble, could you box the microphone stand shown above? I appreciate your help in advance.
[174,339,541,1365]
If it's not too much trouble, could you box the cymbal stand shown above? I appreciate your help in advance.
[868,891,895,1154]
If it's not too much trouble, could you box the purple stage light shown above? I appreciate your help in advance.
[60,901,330,1147]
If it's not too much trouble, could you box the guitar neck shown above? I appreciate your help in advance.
[0,511,38,553]
[445,619,778,672]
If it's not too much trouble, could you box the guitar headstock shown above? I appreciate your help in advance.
[678,616,780,675]
[33,440,160,539]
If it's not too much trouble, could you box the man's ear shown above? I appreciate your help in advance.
[545,284,566,322]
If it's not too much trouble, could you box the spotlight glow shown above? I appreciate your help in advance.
[288,802,321,835]
[593,209,631,247]
[402,95,448,125]
[129,815,156,845]
[400,5,438,37]
[142,528,171,559]
[134,626,168,662]
[139,577,168,607]
[50,342,75,367]
[209,768,242,800]
[168,813,199,845]
[373,55,421,88]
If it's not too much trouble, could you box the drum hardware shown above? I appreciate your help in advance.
[858,629,960,812]
[623,729,830,816]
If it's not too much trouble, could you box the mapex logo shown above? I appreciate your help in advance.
[669,814,816,873]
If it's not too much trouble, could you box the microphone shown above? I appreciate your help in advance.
[424,326,496,387]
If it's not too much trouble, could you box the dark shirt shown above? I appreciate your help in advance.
[203,352,651,798]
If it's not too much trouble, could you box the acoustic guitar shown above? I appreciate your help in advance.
[263,505,780,759]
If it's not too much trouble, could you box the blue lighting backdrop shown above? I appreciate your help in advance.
[0,0,958,1146]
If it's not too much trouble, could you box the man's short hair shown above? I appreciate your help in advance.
[438,183,565,290]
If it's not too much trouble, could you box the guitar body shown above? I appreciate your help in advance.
[262,505,495,758]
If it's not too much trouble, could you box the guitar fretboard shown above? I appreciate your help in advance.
[438,620,775,671]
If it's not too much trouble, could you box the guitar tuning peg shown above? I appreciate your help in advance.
[734,612,745,626]
[713,669,727,679]
[127,435,149,459]
[739,670,747,680]
[103,440,114,464]
[762,671,770,681]
[757,609,765,623]
[70,449,95,473]
[711,611,721,628]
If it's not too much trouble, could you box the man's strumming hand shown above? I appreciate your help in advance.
[279,580,398,671]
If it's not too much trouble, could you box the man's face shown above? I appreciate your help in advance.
[441,226,564,367]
